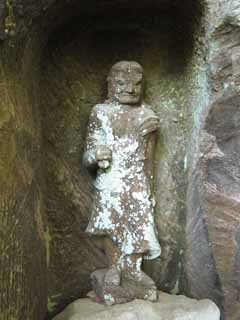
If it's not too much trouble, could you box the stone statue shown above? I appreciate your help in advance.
[83,61,161,305]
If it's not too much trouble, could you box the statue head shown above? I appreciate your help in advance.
[107,61,144,105]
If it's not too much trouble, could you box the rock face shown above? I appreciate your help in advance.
[0,1,239,320]
[0,3,47,320]
[185,2,240,319]
[40,5,201,314]
[203,94,240,311]
[53,291,220,320]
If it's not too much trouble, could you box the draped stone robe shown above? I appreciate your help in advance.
[83,102,161,260]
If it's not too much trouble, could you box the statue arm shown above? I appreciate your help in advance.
[83,106,105,169]
[144,132,157,194]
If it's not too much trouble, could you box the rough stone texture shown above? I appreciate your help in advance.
[185,1,240,320]
[0,0,5,40]
[40,6,203,315]
[90,268,158,305]
[203,93,240,314]
[82,61,161,305]
[0,1,239,320]
[90,269,135,305]
[0,25,47,320]
[53,291,220,320]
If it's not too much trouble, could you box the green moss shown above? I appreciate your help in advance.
[0,67,15,128]
[171,280,179,294]
[0,106,14,128]
[5,0,16,33]
[48,294,62,313]
[0,134,16,183]
[44,226,51,268]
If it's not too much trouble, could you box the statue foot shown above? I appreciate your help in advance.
[123,270,155,286]
[102,285,134,306]
[122,270,158,302]
[91,268,134,305]
[104,265,121,286]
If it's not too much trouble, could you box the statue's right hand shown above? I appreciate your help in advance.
[95,146,112,162]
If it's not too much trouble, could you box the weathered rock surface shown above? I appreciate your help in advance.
[53,291,220,320]
[0,3,47,320]
[1,1,240,320]
[185,2,240,319]
[41,5,202,314]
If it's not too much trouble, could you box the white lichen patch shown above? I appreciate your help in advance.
[104,293,115,306]
[84,102,161,260]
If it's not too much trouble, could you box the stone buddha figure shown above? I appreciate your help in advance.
[83,61,161,305]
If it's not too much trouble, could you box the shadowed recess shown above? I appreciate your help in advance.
[38,0,204,317]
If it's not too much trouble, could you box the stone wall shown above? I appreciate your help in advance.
[0,1,239,320]
[185,1,240,319]
[0,17,47,320]
[39,2,205,316]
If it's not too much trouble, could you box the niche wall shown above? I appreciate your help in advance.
[39,0,205,316]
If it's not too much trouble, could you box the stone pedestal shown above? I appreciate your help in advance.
[90,268,158,305]
[53,291,220,320]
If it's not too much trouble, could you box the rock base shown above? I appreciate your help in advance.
[53,291,220,320]
[91,268,157,305]
[91,269,134,305]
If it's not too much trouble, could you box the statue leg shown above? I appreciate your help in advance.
[121,254,158,301]
[90,237,134,305]
[103,237,121,286]
[122,253,143,280]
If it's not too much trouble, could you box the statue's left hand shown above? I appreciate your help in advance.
[95,146,112,169]
[140,116,160,136]
[98,160,110,169]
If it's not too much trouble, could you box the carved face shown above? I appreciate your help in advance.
[107,61,144,105]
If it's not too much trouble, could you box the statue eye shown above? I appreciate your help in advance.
[136,81,142,86]
[117,80,125,86]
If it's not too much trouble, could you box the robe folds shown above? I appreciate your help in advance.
[84,102,161,260]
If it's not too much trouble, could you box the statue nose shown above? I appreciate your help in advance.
[125,84,134,93]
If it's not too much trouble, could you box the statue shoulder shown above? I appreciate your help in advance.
[89,103,113,125]
[89,104,105,119]
[91,103,112,114]
[91,103,104,113]
[141,104,158,116]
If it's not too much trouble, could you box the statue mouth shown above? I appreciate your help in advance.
[117,94,137,98]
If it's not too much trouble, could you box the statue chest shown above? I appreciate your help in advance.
[104,106,149,141]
